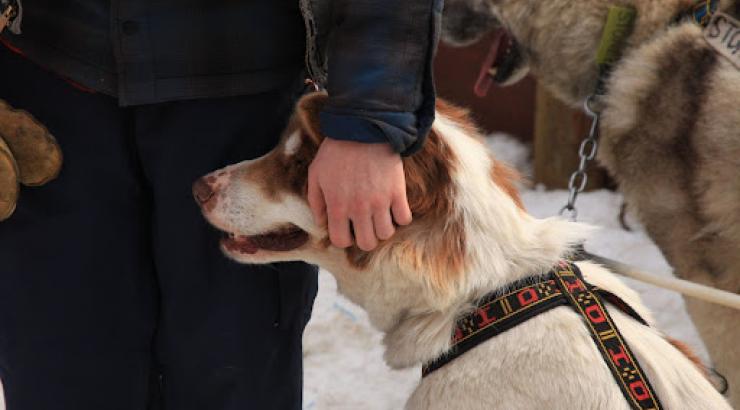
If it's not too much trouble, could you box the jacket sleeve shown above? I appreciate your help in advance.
[319,0,442,156]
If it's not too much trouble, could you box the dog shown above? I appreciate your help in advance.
[441,0,740,405]
[193,93,729,409]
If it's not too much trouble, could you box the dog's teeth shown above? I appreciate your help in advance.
[488,67,498,77]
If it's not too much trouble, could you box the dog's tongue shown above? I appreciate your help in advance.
[474,29,507,98]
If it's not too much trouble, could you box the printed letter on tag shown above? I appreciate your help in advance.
[704,12,740,69]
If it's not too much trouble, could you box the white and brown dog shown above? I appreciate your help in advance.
[194,94,729,409]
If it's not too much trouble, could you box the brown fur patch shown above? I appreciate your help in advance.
[245,92,329,200]
[435,99,483,141]
[244,119,319,200]
[296,92,328,146]
[491,161,524,209]
[666,337,708,377]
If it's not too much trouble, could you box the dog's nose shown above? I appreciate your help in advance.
[192,177,215,205]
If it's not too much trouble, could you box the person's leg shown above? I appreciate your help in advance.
[0,48,157,409]
[133,80,318,410]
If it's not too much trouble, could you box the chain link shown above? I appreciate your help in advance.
[559,95,601,221]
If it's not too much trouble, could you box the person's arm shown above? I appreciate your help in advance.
[307,0,441,251]
[320,0,440,154]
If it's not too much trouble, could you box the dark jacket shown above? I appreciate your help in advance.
[1,0,440,154]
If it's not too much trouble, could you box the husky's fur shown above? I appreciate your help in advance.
[195,94,729,409]
[442,0,740,404]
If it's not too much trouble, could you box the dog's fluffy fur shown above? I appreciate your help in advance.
[195,94,729,409]
[442,0,740,405]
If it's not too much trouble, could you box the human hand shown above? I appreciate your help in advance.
[307,138,412,251]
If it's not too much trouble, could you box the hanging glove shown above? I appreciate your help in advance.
[0,99,63,220]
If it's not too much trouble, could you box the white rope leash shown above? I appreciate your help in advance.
[583,252,740,311]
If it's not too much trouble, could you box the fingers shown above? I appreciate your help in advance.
[373,210,396,241]
[326,201,354,249]
[391,191,413,226]
[307,170,327,228]
[318,190,410,251]
[352,212,379,252]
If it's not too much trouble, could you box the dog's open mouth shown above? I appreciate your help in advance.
[221,224,309,254]
[474,28,526,97]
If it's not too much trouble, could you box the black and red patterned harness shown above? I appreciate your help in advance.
[422,261,663,410]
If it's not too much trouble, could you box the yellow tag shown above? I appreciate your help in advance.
[596,6,637,67]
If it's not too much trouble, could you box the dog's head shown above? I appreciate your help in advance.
[196,94,547,308]
[443,0,692,105]
[193,94,327,266]
[442,0,532,89]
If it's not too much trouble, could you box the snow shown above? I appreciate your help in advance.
[302,134,708,410]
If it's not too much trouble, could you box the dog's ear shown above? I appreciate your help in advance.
[296,92,329,146]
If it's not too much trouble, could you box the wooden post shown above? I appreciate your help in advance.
[533,85,608,190]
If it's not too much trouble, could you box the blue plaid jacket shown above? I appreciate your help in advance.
[1,0,441,155]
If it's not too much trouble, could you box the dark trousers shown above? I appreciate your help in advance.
[0,47,318,410]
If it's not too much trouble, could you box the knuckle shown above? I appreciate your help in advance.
[349,205,370,219]
[327,201,348,217]
[352,196,371,209]
[369,197,389,211]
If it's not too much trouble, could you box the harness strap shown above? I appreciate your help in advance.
[552,262,662,410]
[422,261,662,410]
[422,276,570,376]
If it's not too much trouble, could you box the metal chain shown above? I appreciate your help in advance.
[559,95,601,221]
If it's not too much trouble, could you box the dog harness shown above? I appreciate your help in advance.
[422,261,663,410]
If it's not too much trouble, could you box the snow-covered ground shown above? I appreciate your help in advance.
[302,134,708,410]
